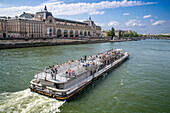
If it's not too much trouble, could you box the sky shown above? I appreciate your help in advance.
[0,0,170,34]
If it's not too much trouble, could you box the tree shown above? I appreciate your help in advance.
[118,30,121,39]
[124,33,129,37]
[138,34,143,37]
[133,32,138,37]
[129,31,133,37]
[110,27,115,40]
[106,31,111,37]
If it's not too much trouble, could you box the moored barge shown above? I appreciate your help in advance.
[29,49,130,100]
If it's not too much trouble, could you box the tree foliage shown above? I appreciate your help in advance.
[107,27,115,40]
[124,33,129,37]
[110,27,115,40]
[123,31,139,37]
[106,28,145,38]
[138,34,143,37]
[118,30,121,38]
[106,31,111,37]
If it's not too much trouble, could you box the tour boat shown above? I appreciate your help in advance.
[29,49,130,100]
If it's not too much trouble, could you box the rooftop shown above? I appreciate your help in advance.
[54,18,88,25]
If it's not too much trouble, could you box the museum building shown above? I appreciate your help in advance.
[0,6,101,38]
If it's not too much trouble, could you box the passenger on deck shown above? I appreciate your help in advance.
[87,63,90,67]
[85,55,86,61]
[54,64,58,68]
[51,68,55,74]
[54,74,56,80]
[82,59,84,63]
[68,69,71,77]
[51,72,53,79]
[78,60,80,65]
[72,70,75,77]
[55,68,58,74]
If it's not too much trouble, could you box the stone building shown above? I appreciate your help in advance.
[0,6,101,38]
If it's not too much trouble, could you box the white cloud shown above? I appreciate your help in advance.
[89,10,104,15]
[152,20,166,25]
[143,14,152,19]
[155,16,158,19]
[108,21,119,26]
[123,13,130,16]
[136,16,139,19]
[125,19,144,27]
[95,22,106,27]
[0,0,157,17]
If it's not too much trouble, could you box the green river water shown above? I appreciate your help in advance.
[0,39,170,113]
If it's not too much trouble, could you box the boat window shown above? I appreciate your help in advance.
[54,83,59,89]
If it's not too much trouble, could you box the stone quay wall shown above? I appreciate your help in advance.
[0,38,110,49]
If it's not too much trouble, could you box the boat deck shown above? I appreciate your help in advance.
[35,49,125,83]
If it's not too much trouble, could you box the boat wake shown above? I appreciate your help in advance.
[0,89,66,113]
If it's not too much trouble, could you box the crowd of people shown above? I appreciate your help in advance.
[46,65,58,80]
[44,49,124,80]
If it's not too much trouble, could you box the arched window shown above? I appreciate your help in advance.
[49,19,52,23]
[64,29,68,37]
[57,29,62,37]
[84,31,87,36]
[70,30,73,37]
[88,31,91,36]
[64,30,68,35]
[75,30,78,37]
[80,31,83,35]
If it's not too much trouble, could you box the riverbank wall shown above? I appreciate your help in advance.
[1,37,167,49]
[0,38,111,49]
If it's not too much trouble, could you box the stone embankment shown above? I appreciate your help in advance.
[0,38,110,49]
[1,37,167,49]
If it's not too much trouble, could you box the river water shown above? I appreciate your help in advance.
[0,39,170,112]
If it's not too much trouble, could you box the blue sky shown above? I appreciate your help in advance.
[0,0,170,34]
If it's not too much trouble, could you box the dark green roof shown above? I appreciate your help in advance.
[55,18,88,25]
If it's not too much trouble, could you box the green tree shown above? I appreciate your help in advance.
[118,30,121,38]
[138,34,143,37]
[106,31,111,37]
[133,32,138,37]
[110,27,115,40]
[124,33,129,37]
[129,31,134,37]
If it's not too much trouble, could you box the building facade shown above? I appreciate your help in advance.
[0,6,101,38]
